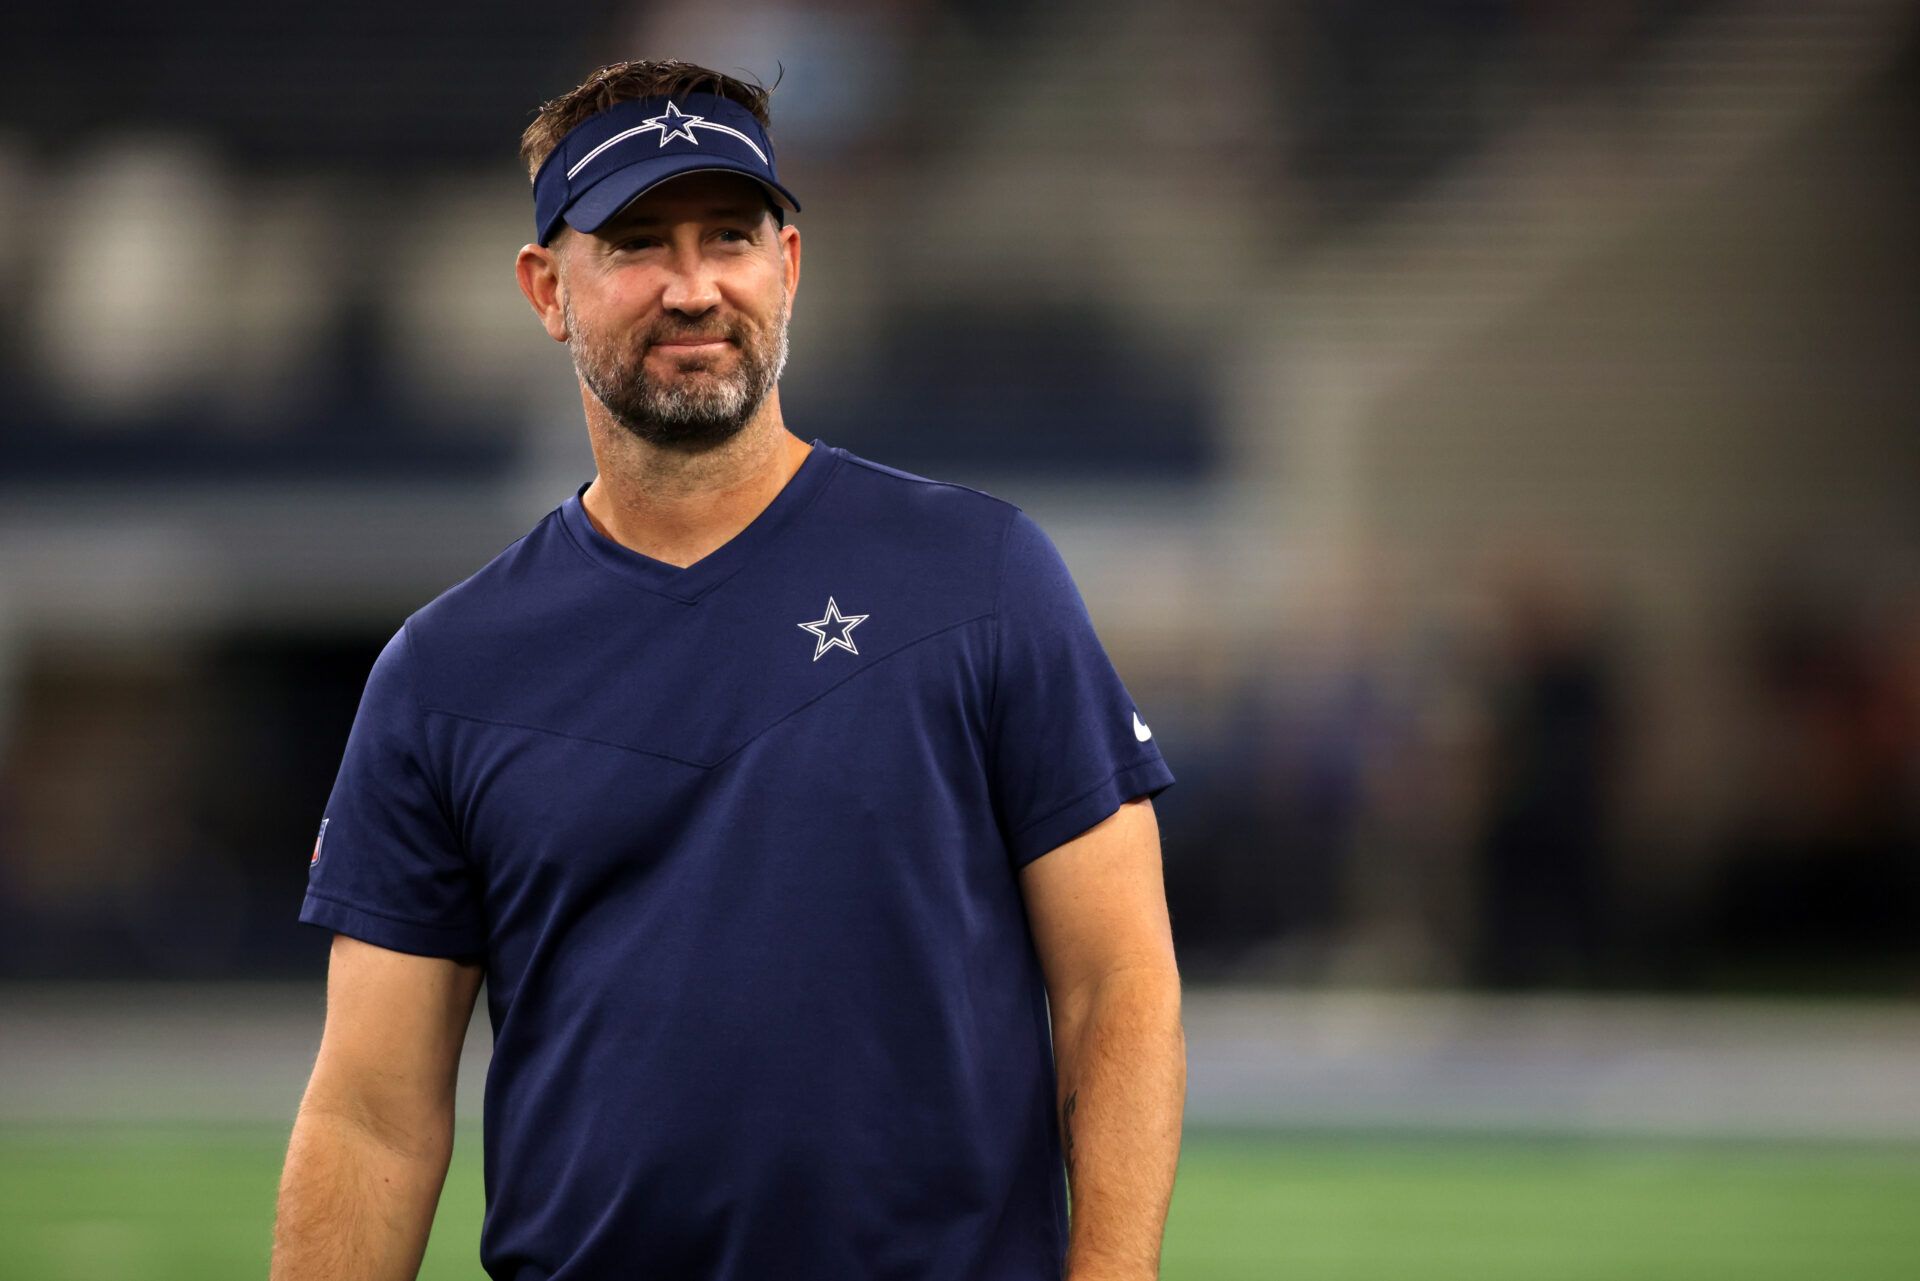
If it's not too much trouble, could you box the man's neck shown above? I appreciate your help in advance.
[578,395,812,570]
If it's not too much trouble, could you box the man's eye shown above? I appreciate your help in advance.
[717,228,751,243]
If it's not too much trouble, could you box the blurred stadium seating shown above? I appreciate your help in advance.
[2,0,1913,990]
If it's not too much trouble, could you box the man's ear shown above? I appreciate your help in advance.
[779,222,801,305]
[515,242,569,343]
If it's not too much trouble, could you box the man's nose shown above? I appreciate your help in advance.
[660,250,723,316]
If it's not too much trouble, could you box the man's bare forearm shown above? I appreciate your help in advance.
[1050,966,1186,1281]
[270,1100,454,1281]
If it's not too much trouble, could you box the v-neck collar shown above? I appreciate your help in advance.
[559,438,843,603]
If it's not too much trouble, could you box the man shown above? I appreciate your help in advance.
[272,59,1183,1281]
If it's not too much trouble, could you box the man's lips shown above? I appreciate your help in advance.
[652,336,733,349]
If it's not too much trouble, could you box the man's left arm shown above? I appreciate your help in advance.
[1018,796,1185,1281]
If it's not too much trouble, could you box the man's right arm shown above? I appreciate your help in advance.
[271,933,485,1281]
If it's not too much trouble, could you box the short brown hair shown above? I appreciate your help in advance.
[519,59,777,183]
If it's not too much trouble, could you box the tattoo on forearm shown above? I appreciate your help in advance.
[1062,1089,1078,1183]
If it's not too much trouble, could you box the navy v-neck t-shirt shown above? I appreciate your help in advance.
[298,439,1175,1280]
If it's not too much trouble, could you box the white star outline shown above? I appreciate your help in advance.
[566,101,771,180]
[797,596,869,662]
[644,100,703,147]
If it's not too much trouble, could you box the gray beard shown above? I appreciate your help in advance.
[565,296,790,452]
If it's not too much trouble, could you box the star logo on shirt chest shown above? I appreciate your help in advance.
[797,596,868,661]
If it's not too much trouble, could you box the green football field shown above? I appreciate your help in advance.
[3,1124,1916,1279]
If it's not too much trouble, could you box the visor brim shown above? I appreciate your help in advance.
[549,156,801,245]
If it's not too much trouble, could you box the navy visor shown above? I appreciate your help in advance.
[532,92,800,247]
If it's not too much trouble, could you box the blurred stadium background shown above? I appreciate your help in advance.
[3,0,1918,1276]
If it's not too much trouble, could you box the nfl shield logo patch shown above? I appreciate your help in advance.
[310,818,330,866]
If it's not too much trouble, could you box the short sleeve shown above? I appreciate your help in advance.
[298,622,488,958]
[989,508,1174,867]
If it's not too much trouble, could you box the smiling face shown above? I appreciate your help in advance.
[536,170,801,452]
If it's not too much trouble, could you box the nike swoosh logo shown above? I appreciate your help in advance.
[1132,712,1152,742]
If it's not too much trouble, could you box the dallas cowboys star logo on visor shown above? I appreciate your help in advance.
[643,100,704,147]
[798,596,868,661]
[561,99,776,183]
